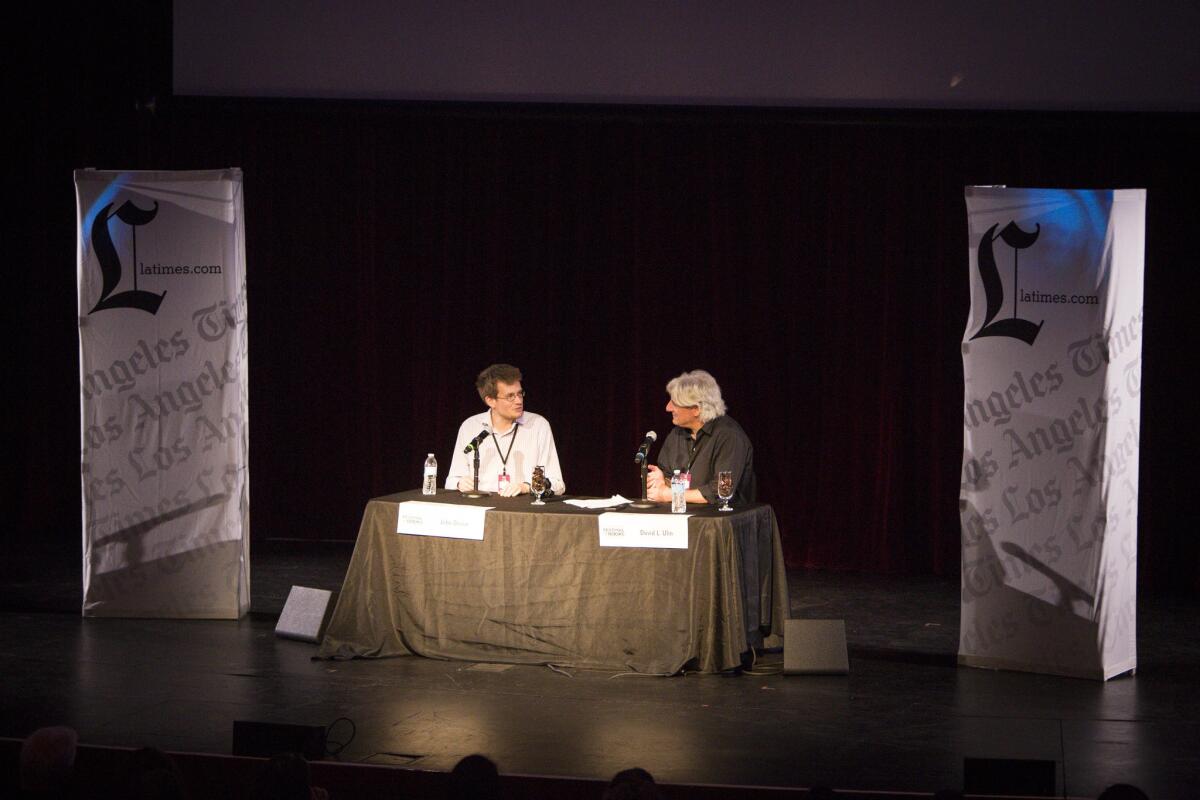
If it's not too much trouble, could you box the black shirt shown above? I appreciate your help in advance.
[656,414,756,506]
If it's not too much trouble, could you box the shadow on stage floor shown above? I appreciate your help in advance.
[2,543,1197,798]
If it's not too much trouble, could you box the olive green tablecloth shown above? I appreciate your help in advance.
[316,490,788,673]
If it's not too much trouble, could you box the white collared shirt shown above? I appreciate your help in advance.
[445,410,566,495]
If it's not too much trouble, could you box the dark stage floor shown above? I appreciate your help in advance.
[2,546,1197,798]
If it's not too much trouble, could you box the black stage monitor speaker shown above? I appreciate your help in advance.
[274,586,335,643]
[783,619,849,675]
[963,757,1057,797]
[232,720,327,761]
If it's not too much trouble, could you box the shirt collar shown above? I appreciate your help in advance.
[485,412,525,435]
[676,417,717,439]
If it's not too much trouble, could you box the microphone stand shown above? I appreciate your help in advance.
[462,447,490,498]
[629,456,656,509]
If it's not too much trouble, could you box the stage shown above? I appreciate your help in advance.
[2,546,1196,798]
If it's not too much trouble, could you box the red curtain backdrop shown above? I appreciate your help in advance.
[19,93,1200,592]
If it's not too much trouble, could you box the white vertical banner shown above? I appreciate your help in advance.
[960,187,1144,679]
[76,169,249,618]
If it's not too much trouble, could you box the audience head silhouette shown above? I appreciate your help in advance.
[255,752,315,800]
[449,754,501,800]
[20,726,78,798]
[602,767,664,800]
[126,747,185,800]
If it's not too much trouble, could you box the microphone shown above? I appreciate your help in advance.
[463,429,490,454]
[634,431,657,464]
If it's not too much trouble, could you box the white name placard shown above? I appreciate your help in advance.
[597,512,690,549]
[396,501,493,540]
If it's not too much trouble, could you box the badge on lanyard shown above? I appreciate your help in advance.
[492,426,519,493]
[681,471,691,489]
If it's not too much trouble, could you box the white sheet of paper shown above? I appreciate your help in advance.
[396,501,493,540]
[597,512,690,549]
[564,495,633,509]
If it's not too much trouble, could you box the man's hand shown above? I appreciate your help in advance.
[646,465,666,491]
[456,475,475,492]
[499,480,527,497]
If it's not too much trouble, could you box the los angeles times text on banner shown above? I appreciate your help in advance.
[76,169,249,618]
[960,187,1144,679]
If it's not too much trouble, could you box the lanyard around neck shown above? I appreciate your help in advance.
[685,430,706,473]
[491,423,519,474]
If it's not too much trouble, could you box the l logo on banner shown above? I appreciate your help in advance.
[970,221,1043,345]
[88,200,166,315]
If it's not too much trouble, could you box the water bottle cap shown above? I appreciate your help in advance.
[427,452,434,456]
[673,469,681,475]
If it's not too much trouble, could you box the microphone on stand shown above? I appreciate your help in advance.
[629,431,659,508]
[463,429,490,454]
[634,431,657,464]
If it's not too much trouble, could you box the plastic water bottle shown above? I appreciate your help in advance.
[422,453,437,495]
[670,469,686,513]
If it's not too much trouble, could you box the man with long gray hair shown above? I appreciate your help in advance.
[645,369,756,506]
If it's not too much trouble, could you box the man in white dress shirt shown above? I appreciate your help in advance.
[446,364,566,496]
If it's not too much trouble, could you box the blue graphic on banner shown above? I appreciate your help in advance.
[81,174,132,243]
[1017,189,1114,282]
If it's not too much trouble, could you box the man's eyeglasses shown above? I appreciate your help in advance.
[496,390,526,402]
